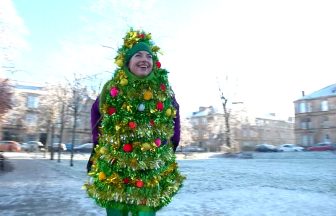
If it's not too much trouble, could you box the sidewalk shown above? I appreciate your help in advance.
[0,152,104,216]
[1,151,336,216]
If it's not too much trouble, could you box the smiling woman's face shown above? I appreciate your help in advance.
[128,51,153,77]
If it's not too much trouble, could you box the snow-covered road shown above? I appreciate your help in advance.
[0,151,335,216]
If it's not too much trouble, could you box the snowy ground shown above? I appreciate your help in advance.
[0,151,335,216]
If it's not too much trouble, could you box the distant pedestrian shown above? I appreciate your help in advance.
[0,151,5,170]
[84,28,185,216]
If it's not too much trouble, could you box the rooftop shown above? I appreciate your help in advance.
[299,83,336,100]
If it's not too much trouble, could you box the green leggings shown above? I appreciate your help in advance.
[106,207,156,216]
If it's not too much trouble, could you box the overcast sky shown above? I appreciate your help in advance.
[1,0,336,117]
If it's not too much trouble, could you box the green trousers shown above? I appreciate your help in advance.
[106,207,156,216]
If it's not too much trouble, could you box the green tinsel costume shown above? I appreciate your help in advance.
[84,29,185,213]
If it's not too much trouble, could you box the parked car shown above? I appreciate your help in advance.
[21,141,44,152]
[255,144,279,152]
[0,140,21,152]
[277,144,304,152]
[307,143,336,151]
[48,143,67,152]
[177,146,205,152]
[73,143,93,153]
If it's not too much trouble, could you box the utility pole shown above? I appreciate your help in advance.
[219,90,231,148]
[217,76,244,153]
[217,76,232,150]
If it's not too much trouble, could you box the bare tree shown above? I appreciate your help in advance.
[180,117,193,150]
[68,75,92,166]
[1,82,31,142]
[0,78,12,117]
[38,83,72,160]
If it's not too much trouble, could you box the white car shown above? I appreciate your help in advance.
[21,141,44,152]
[48,143,67,151]
[278,144,304,152]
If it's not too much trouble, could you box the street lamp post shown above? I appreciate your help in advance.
[219,89,232,149]
[70,87,79,167]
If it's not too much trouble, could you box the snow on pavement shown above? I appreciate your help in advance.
[0,151,335,216]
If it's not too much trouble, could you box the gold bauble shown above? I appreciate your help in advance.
[120,78,128,86]
[99,147,108,154]
[143,90,153,100]
[115,59,123,67]
[165,108,172,117]
[141,143,151,151]
[98,172,106,181]
[130,158,138,167]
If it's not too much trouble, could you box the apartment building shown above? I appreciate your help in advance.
[188,106,294,152]
[294,83,336,146]
[1,81,94,145]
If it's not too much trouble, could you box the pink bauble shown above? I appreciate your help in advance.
[154,138,161,147]
[110,87,119,97]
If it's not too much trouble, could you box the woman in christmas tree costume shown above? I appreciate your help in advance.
[84,29,185,216]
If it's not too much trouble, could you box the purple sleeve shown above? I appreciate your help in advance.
[91,97,101,145]
[87,97,101,173]
[170,95,181,152]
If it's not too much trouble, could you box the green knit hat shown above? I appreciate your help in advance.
[114,29,160,68]
[125,42,153,64]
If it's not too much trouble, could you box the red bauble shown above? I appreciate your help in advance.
[138,33,145,39]
[123,178,130,184]
[160,84,166,91]
[156,61,161,68]
[156,101,164,111]
[136,180,144,188]
[123,143,133,152]
[128,121,137,129]
[108,107,116,115]
[150,120,155,126]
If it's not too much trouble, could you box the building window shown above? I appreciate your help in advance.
[27,95,39,108]
[323,134,330,143]
[301,134,313,146]
[321,100,328,111]
[242,129,249,137]
[307,102,312,112]
[256,119,264,126]
[321,116,329,128]
[26,113,37,126]
[300,118,311,129]
[299,102,306,113]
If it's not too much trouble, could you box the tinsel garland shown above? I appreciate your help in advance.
[84,29,185,212]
